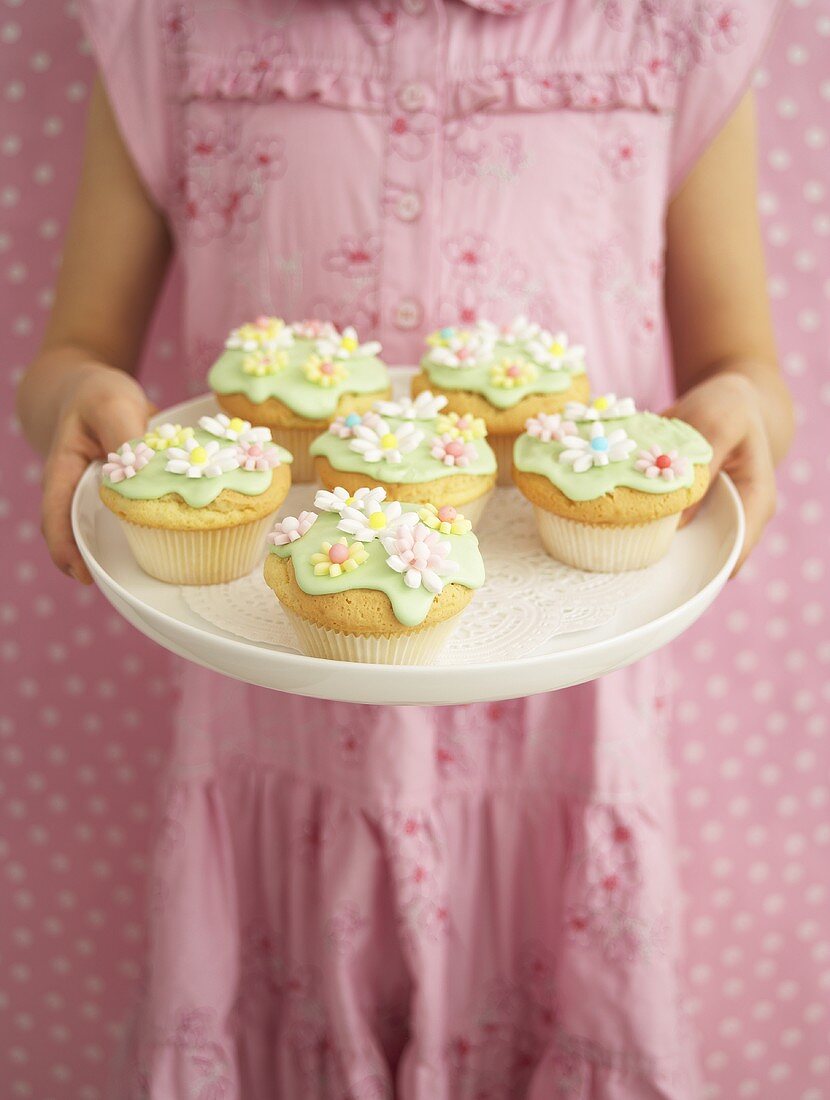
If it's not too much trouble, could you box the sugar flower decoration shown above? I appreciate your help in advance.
[291,318,337,340]
[311,538,369,578]
[226,315,294,353]
[144,423,194,452]
[164,438,239,478]
[235,441,282,472]
[430,433,478,467]
[526,330,585,372]
[315,325,381,360]
[564,394,636,421]
[489,358,537,389]
[314,486,386,514]
[435,411,488,442]
[102,441,153,483]
[242,350,288,377]
[349,418,424,464]
[418,503,472,536]
[634,445,690,481]
[338,499,417,542]
[486,314,541,346]
[382,523,460,594]
[198,413,271,443]
[328,411,367,439]
[424,327,495,369]
[374,391,448,420]
[524,412,577,443]
[303,355,349,387]
[267,511,317,546]
[559,422,637,473]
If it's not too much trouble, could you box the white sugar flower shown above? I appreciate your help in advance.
[337,499,417,542]
[524,412,577,443]
[164,438,240,478]
[564,393,637,421]
[267,511,317,546]
[559,422,636,473]
[373,390,448,420]
[226,316,294,353]
[491,314,542,345]
[381,523,460,594]
[314,486,387,514]
[349,418,424,464]
[315,325,381,360]
[424,329,495,369]
[102,441,153,483]
[291,318,338,340]
[526,330,585,371]
[634,446,690,481]
[198,412,271,443]
[328,410,382,438]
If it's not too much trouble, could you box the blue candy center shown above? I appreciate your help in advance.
[439,327,455,339]
[344,413,361,427]
[590,437,609,452]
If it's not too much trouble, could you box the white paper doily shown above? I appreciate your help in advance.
[180,489,648,665]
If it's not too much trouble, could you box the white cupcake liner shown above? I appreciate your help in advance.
[283,608,462,665]
[269,426,319,483]
[489,432,519,486]
[120,511,279,585]
[533,507,681,572]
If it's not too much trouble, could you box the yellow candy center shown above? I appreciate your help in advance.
[341,336,358,352]
[380,433,398,450]
[368,512,387,530]
[189,446,208,465]
[550,341,564,357]
[592,396,609,411]
[229,417,245,432]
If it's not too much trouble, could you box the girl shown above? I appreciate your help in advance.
[18,2,792,1097]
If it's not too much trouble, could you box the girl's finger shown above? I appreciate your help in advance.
[85,393,152,456]
[726,434,777,576]
[41,448,95,584]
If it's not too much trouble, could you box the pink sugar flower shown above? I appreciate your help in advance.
[525,413,576,443]
[102,441,153,483]
[634,446,689,481]
[381,523,460,594]
[268,511,317,546]
[430,433,478,468]
[235,441,282,472]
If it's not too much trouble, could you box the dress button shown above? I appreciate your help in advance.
[402,0,426,13]
[394,299,423,330]
[396,190,422,222]
[398,82,428,112]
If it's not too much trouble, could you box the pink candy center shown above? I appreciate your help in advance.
[445,441,465,458]
[437,505,457,522]
[246,444,263,457]
[506,364,522,378]
[655,454,672,469]
[328,543,350,564]
[320,361,335,375]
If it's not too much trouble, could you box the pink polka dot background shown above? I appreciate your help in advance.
[1,3,828,1098]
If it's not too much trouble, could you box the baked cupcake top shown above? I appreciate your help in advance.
[208,316,389,419]
[100,415,292,507]
[419,315,587,410]
[513,394,712,502]
[267,488,485,627]
[308,390,497,484]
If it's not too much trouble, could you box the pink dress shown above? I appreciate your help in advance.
[80,2,779,1097]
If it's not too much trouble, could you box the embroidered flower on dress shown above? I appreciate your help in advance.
[564,394,637,421]
[374,391,448,420]
[144,423,194,451]
[430,433,478,467]
[165,438,240,478]
[198,413,271,443]
[291,318,338,340]
[525,330,585,372]
[524,412,577,443]
[418,503,473,536]
[559,423,637,472]
[314,486,386,514]
[435,411,488,441]
[268,511,317,546]
[311,538,369,578]
[349,418,424,464]
[489,358,537,389]
[303,355,349,387]
[242,350,288,377]
[424,326,495,369]
[235,441,282,472]
[226,316,294,353]
[338,499,417,542]
[381,523,460,593]
[634,445,690,481]
[315,325,381,360]
[102,441,153,483]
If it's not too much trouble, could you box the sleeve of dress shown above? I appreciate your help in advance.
[668,1,785,196]
[77,0,173,211]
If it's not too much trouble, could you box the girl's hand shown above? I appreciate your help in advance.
[664,372,777,575]
[41,365,153,584]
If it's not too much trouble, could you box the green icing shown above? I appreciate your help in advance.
[419,339,586,410]
[208,338,390,419]
[308,414,496,484]
[270,505,485,627]
[513,411,712,502]
[102,428,293,508]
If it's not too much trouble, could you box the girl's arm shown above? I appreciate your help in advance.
[665,91,794,572]
[16,76,171,583]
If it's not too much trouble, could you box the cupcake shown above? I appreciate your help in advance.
[263,488,485,664]
[411,315,590,485]
[309,390,497,527]
[512,394,712,571]
[207,316,391,482]
[99,414,292,584]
